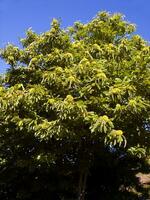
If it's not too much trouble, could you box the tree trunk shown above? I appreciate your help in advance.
[78,170,88,200]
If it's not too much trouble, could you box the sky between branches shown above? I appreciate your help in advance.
[0,0,150,72]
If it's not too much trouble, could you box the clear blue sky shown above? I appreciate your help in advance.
[0,0,150,73]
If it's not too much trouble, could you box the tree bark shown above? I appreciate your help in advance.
[78,170,88,200]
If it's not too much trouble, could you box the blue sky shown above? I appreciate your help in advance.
[0,0,150,73]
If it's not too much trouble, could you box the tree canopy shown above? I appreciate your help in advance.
[0,11,150,200]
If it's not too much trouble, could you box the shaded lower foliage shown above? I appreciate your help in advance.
[0,149,149,200]
[87,154,150,200]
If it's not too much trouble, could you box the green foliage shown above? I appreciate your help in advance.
[0,12,150,199]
